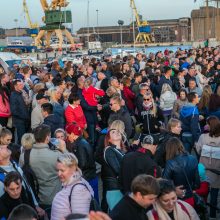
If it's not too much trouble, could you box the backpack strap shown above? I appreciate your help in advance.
[177,201,191,219]
[69,182,92,211]
[151,209,159,220]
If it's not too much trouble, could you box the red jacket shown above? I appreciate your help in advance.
[123,86,135,111]
[65,104,86,129]
[0,93,11,117]
[82,86,105,106]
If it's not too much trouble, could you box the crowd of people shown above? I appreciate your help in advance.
[0,46,220,220]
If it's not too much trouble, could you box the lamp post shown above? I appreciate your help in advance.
[96,9,99,40]
[87,0,90,47]
[118,20,124,58]
[14,19,18,37]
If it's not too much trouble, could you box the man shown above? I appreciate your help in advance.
[184,65,196,87]
[41,103,63,136]
[158,66,173,95]
[8,204,38,220]
[10,79,29,144]
[31,94,49,130]
[0,145,44,217]
[110,174,160,220]
[120,135,161,194]
[144,59,155,79]
[186,78,202,97]
[29,124,66,214]
[101,62,112,78]
[108,95,133,139]
[131,73,142,96]
[95,70,109,92]
[180,92,201,152]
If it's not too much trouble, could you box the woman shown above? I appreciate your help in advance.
[61,66,76,83]
[198,85,212,117]
[54,128,66,141]
[64,93,87,130]
[171,89,188,119]
[102,128,127,211]
[154,118,182,168]
[0,75,11,127]
[195,115,220,219]
[122,77,135,113]
[65,123,98,203]
[141,92,164,135]
[51,153,93,220]
[159,83,177,126]
[163,137,200,207]
[147,179,200,220]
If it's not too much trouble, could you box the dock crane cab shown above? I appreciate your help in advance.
[130,0,152,44]
[23,0,39,37]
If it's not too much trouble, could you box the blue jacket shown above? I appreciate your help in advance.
[180,103,201,142]
[43,114,63,136]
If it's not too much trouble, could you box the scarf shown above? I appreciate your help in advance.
[143,102,153,111]
[150,200,191,220]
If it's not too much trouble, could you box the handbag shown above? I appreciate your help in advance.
[179,162,207,219]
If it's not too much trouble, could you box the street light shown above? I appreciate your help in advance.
[118,20,124,58]
[96,9,99,40]
[87,0,90,46]
[14,19,18,37]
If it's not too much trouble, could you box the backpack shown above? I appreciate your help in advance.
[152,201,190,220]
[21,149,40,201]
[69,182,101,212]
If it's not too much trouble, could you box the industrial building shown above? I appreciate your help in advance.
[77,17,191,45]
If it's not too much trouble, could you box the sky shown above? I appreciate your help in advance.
[0,0,208,33]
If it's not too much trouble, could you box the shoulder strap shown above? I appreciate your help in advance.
[177,201,191,219]
[152,209,159,220]
[69,182,93,211]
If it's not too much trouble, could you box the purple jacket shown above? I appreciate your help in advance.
[51,171,93,220]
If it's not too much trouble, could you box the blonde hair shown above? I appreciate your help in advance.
[109,120,127,143]
[84,77,93,89]
[49,88,60,103]
[21,133,35,150]
[161,83,173,94]
[57,153,82,174]
[167,118,181,132]
[143,93,157,117]
[33,83,45,94]
[106,86,117,97]
[63,89,71,101]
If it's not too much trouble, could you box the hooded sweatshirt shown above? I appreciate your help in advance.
[180,103,201,142]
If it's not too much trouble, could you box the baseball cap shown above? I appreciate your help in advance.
[141,134,159,145]
[36,94,49,100]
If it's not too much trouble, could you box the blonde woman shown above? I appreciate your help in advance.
[141,93,164,134]
[51,153,93,220]
[19,133,35,167]
[159,83,177,126]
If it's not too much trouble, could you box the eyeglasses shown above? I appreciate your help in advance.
[144,98,152,101]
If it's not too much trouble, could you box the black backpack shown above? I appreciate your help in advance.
[22,149,40,201]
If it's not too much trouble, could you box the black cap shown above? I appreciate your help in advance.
[36,94,49,100]
[141,134,159,145]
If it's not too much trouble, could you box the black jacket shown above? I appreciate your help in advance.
[163,153,200,199]
[110,194,148,220]
[43,114,63,136]
[154,132,180,168]
[102,144,125,190]
[140,107,164,134]
[10,90,29,125]
[67,137,96,181]
[0,189,34,219]
[120,148,161,194]
[136,93,144,121]
[108,108,133,138]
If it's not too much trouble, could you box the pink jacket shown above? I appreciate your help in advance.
[51,172,93,220]
[0,93,11,117]
[82,86,105,106]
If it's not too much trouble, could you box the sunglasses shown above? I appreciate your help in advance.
[144,98,151,101]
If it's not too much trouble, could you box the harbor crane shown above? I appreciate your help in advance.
[23,0,39,37]
[35,0,74,49]
[130,0,151,44]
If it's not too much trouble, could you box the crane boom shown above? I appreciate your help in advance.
[130,0,151,44]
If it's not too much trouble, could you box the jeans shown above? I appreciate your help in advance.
[87,124,96,149]
[210,188,219,218]
[181,132,194,153]
[88,176,99,204]
[15,121,28,144]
